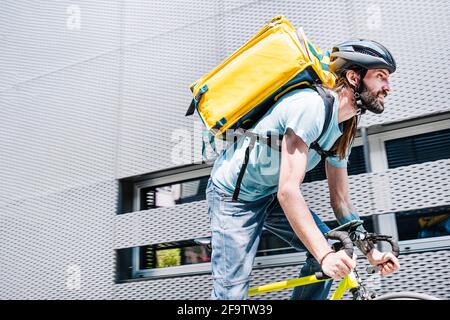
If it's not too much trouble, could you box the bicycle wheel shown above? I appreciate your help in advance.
[373,291,441,300]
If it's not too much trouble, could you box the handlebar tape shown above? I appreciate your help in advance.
[366,237,400,274]
[315,231,353,280]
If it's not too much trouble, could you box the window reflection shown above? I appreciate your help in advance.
[143,244,212,269]
[143,177,209,210]
[396,207,450,240]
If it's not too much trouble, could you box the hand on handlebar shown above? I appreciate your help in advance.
[321,251,357,280]
[366,248,400,276]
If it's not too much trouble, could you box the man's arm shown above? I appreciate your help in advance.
[325,161,362,226]
[278,128,331,262]
[325,161,400,275]
[278,129,355,278]
[325,161,374,255]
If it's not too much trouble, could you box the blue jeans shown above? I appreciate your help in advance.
[205,178,333,300]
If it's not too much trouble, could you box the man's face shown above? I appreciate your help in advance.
[360,69,392,114]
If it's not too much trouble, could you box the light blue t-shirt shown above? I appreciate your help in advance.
[210,88,351,202]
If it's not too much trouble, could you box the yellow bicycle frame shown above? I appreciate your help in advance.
[248,271,359,300]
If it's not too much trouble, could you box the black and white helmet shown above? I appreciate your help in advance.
[329,39,396,75]
[329,39,396,115]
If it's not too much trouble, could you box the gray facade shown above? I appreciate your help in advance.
[1,0,449,299]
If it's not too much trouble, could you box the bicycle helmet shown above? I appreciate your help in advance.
[329,39,396,75]
[329,39,396,115]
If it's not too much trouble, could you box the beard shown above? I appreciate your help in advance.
[360,85,386,114]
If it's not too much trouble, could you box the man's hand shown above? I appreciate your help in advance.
[366,248,400,276]
[321,251,357,279]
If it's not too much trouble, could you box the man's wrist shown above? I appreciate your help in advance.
[365,247,377,257]
[319,250,334,266]
[355,238,375,256]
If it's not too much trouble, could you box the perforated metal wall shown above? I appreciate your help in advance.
[0,181,117,299]
[352,0,450,127]
[115,159,449,249]
[0,0,121,207]
[0,0,121,93]
[0,0,449,300]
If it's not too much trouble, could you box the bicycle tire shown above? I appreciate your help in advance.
[373,291,441,300]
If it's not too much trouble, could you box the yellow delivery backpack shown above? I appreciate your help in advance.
[186,15,337,201]
[185,15,336,138]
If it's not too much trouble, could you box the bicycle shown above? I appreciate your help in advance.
[247,220,441,300]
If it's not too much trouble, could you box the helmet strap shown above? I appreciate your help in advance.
[353,69,368,115]
[354,91,365,114]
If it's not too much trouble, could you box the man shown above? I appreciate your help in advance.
[205,39,401,300]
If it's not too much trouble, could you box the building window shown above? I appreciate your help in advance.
[385,128,450,169]
[303,145,366,183]
[118,165,212,214]
[395,206,450,241]
[347,146,367,176]
[141,240,212,269]
[140,176,209,210]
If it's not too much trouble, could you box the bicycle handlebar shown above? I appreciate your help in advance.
[375,236,400,257]
[327,230,354,257]
[315,231,353,280]
[366,235,400,274]
[315,231,400,280]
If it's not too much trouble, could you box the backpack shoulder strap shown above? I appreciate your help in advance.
[309,85,336,160]
[232,132,257,201]
[268,85,335,154]
[231,86,335,202]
